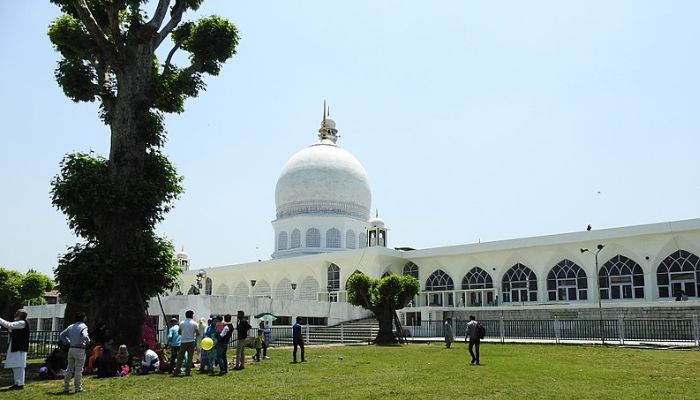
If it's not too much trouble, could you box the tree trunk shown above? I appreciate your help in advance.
[375,305,397,344]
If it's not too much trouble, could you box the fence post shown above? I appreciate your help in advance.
[693,315,699,348]
[305,324,310,344]
[554,316,560,344]
[341,322,344,344]
[500,316,505,343]
[618,316,624,345]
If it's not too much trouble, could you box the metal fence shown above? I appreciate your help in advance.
[406,317,700,345]
[4,317,698,360]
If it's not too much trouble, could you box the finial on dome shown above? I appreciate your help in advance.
[318,100,339,144]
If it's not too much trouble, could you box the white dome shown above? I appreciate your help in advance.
[275,140,371,221]
[369,217,385,229]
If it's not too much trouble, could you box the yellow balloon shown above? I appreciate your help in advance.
[201,337,214,351]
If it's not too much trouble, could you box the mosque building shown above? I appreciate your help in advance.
[26,105,700,331]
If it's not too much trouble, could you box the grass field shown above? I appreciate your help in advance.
[2,342,699,399]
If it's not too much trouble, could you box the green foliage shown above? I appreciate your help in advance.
[0,268,53,318]
[347,273,419,313]
[183,15,239,75]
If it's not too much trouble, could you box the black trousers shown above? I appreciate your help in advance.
[468,339,480,363]
[293,339,305,362]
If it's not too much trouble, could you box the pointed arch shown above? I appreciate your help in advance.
[461,267,493,289]
[233,281,249,297]
[204,277,213,295]
[346,229,356,249]
[502,263,537,303]
[214,283,230,296]
[381,271,393,278]
[277,231,288,250]
[547,259,587,301]
[274,278,295,300]
[599,255,644,300]
[328,264,341,291]
[425,269,454,291]
[290,229,301,248]
[345,269,363,289]
[656,250,700,298]
[326,228,341,248]
[252,280,272,297]
[306,228,320,247]
[299,276,319,300]
[403,262,419,279]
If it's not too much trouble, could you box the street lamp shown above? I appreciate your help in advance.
[250,279,257,287]
[291,283,297,291]
[581,244,605,344]
[196,270,206,289]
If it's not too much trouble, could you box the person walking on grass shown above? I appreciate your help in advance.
[166,317,181,373]
[173,310,199,376]
[59,312,90,393]
[444,317,454,349]
[0,309,30,390]
[292,316,305,363]
[234,310,251,370]
[465,315,480,365]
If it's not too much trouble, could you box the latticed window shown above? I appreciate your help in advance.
[403,262,419,279]
[461,267,493,289]
[346,229,356,249]
[328,264,341,291]
[291,229,301,248]
[277,232,288,250]
[599,255,644,300]
[425,269,454,291]
[656,250,700,298]
[359,232,367,248]
[547,260,587,301]
[502,263,537,303]
[306,228,320,248]
[299,276,319,300]
[326,228,341,248]
[274,278,295,300]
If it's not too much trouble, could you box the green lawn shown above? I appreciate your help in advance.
[2,343,699,399]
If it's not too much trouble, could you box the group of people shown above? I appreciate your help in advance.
[1,308,311,392]
[443,315,482,365]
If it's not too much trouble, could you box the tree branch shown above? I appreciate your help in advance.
[154,0,187,49]
[147,0,171,31]
[71,0,118,63]
[163,40,184,74]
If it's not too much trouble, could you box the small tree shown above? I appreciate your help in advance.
[48,0,239,346]
[346,273,419,344]
[0,268,54,319]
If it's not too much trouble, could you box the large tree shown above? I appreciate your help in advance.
[346,273,419,344]
[48,0,239,345]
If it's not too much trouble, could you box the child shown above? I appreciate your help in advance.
[253,328,263,362]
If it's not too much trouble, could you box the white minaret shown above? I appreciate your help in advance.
[176,247,190,271]
[318,100,339,143]
[368,210,387,247]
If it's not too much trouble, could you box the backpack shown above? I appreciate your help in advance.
[476,322,486,339]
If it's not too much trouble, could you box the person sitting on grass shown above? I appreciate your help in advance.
[137,343,160,375]
[115,345,132,376]
[39,347,67,380]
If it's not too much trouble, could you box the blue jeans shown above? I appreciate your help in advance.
[216,342,228,373]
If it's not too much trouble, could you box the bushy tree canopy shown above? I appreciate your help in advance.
[0,268,54,319]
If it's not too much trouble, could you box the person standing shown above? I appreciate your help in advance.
[262,320,272,359]
[166,317,181,373]
[292,316,305,363]
[0,309,30,390]
[465,315,480,365]
[444,317,454,349]
[216,314,233,375]
[234,310,251,370]
[173,310,199,376]
[59,312,90,393]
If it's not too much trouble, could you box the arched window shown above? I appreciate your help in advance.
[299,276,319,300]
[599,255,644,300]
[214,283,230,296]
[547,260,587,301]
[403,262,419,279]
[326,228,341,248]
[277,232,288,251]
[381,271,392,278]
[328,264,341,291]
[656,250,700,298]
[306,228,320,248]
[461,267,493,289]
[233,282,249,297]
[359,231,367,248]
[204,277,213,295]
[291,229,301,249]
[346,229,356,249]
[274,278,295,300]
[425,269,454,291]
[502,263,537,303]
[252,280,272,297]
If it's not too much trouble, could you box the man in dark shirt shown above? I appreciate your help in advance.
[292,316,305,363]
[234,311,251,370]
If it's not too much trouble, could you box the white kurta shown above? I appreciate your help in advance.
[0,318,27,368]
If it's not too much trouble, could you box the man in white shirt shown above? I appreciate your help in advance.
[138,343,160,374]
[59,312,90,393]
[172,309,199,376]
[0,309,30,390]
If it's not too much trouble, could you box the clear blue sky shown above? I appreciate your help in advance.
[1,1,699,277]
